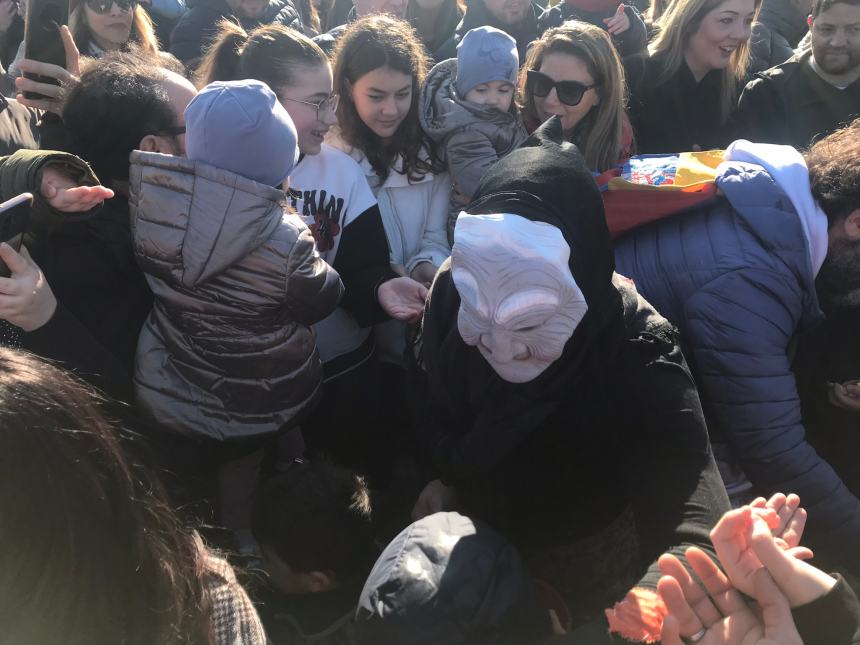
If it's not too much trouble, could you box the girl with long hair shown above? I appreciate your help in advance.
[330,14,450,357]
[627,0,761,153]
[519,22,630,172]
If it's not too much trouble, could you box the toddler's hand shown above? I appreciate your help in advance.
[604,4,631,35]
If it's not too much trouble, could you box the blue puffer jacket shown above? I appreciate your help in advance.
[615,161,860,573]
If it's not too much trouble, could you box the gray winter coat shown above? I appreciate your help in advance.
[129,151,343,441]
[419,59,527,241]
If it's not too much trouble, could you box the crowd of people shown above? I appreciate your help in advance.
[0,0,858,641]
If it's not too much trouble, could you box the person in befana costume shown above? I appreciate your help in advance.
[411,117,730,640]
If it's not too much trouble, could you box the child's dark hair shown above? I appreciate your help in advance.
[252,460,376,581]
[332,14,443,182]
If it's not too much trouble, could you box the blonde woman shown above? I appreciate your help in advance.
[519,22,631,171]
[627,0,760,153]
[70,0,160,57]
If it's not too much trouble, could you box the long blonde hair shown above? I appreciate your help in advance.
[518,22,626,172]
[70,3,159,57]
[648,0,760,123]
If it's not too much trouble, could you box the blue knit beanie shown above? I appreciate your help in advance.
[185,79,299,188]
[455,26,519,98]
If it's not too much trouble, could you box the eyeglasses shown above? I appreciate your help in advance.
[280,93,339,120]
[85,0,137,14]
[526,70,598,107]
[154,125,186,137]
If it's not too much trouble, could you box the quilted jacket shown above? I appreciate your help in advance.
[129,151,343,441]
[614,160,860,573]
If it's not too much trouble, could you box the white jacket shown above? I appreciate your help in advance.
[327,130,451,273]
[327,130,451,365]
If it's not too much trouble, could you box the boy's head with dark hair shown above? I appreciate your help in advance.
[62,49,197,187]
[252,459,376,595]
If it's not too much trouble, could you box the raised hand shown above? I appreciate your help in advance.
[749,492,807,550]
[377,276,428,323]
[658,549,803,645]
[0,244,56,331]
[40,165,114,212]
[15,25,80,114]
[603,3,631,35]
[709,505,835,608]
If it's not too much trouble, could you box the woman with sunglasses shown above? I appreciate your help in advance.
[197,20,430,476]
[519,22,631,173]
[626,0,760,153]
[70,0,159,58]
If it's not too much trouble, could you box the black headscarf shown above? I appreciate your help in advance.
[420,117,627,484]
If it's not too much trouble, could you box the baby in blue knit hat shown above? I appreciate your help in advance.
[419,26,528,244]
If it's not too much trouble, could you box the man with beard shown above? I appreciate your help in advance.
[737,0,860,149]
[614,119,860,578]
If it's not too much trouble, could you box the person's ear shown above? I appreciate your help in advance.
[842,209,860,241]
[138,134,161,152]
[807,14,813,27]
[306,570,336,592]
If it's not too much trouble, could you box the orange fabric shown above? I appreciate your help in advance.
[604,587,667,643]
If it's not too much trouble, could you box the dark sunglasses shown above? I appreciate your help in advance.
[85,0,138,14]
[526,69,598,107]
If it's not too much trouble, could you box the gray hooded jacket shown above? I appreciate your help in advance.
[420,59,527,240]
[129,151,343,441]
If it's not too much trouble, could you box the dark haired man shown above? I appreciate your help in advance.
[0,52,196,400]
[738,0,860,149]
[615,119,860,577]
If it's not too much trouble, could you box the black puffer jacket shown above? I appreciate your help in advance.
[129,151,343,441]
[169,0,304,66]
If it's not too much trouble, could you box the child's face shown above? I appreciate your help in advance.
[464,81,516,112]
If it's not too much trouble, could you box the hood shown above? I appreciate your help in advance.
[355,512,550,645]
[758,0,808,46]
[419,59,520,141]
[467,116,615,313]
[715,146,824,324]
[129,150,284,287]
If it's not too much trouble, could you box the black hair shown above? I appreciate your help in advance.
[806,117,860,226]
[251,460,376,581]
[62,50,178,184]
[0,348,210,645]
[812,0,860,17]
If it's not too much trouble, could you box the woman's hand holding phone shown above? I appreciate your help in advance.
[15,24,80,114]
[0,243,56,331]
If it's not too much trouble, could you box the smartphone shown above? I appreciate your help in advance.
[22,0,68,101]
[0,193,33,278]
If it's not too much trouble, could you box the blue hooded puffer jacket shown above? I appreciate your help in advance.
[614,161,860,573]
